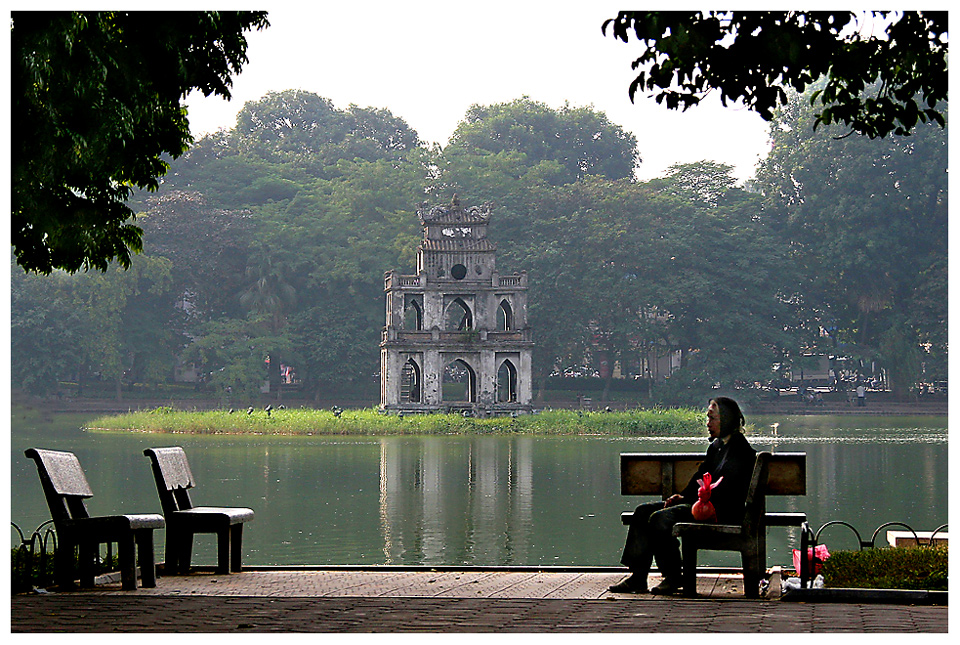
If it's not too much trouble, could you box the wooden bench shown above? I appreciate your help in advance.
[25,448,165,591]
[144,447,255,574]
[620,451,806,597]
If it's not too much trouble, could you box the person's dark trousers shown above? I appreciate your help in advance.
[620,500,693,581]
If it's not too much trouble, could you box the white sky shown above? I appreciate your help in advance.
[184,1,772,183]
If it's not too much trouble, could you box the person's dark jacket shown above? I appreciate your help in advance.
[679,432,757,524]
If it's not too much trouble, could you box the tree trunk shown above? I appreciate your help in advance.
[601,374,612,402]
[269,354,282,401]
[535,374,547,402]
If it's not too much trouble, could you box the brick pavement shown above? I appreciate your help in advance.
[11,595,948,633]
[9,570,948,633]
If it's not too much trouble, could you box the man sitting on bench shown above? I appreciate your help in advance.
[609,396,756,594]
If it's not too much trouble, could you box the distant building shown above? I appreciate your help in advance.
[380,196,533,414]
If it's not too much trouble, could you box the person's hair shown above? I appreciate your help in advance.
[710,396,744,436]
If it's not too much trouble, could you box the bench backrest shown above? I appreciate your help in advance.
[620,451,806,498]
[143,447,197,514]
[24,448,94,522]
[741,452,771,533]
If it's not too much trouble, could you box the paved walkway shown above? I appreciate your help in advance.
[10,569,948,632]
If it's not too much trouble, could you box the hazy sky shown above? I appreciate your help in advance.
[184,2,772,183]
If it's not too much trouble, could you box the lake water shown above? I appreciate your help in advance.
[9,411,948,569]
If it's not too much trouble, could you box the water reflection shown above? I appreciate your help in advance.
[376,438,536,565]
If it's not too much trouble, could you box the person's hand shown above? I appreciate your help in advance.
[663,494,684,508]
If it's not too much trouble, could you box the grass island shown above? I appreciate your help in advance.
[85,406,712,437]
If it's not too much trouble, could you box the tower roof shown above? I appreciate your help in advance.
[420,238,496,252]
[418,195,492,225]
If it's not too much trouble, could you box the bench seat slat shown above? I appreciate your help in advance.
[621,510,807,527]
[673,522,744,536]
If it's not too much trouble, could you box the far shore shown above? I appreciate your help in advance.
[21,395,948,418]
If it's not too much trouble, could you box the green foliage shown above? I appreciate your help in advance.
[756,84,947,395]
[822,546,948,590]
[444,98,638,186]
[11,11,269,274]
[10,547,55,593]
[87,407,705,436]
[603,11,947,139]
[10,268,87,395]
[10,254,179,397]
[235,90,420,166]
[179,316,297,404]
[10,545,120,593]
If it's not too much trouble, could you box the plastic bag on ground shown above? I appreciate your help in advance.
[793,544,830,575]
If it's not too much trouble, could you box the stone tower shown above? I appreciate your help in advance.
[380,197,533,413]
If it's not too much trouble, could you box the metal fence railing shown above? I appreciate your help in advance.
[798,520,948,588]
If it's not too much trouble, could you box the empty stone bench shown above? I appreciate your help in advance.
[144,446,255,574]
[25,448,164,590]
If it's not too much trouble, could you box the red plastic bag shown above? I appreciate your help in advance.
[793,544,830,575]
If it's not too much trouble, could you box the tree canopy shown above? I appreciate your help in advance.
[602,11,947,138]
[10,88,947,405]
[11,11,269,274]
[444,98,639,185]
[756,85,947,395]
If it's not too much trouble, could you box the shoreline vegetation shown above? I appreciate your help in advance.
[85,407,710,437]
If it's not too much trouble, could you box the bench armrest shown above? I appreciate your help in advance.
[764,512,807,527]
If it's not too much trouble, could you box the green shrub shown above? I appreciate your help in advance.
[822,545,948,590]
[10,546,121,593]
[10,547,54,593]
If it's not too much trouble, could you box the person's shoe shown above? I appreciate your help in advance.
[650,578,684,595]
[608,574,648,593]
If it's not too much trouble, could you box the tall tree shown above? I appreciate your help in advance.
[756,86,947,396]
[136,190,255,321]
[603,11,947,138]
[234,89,421,168]
[443,98,639,186]
[10,267,88,395]
[11,11,269,274]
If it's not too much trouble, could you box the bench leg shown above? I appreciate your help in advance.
[230,525,244,572]
[78,542,99,588]
[680,541,698,598]
[167,529,193,575]
[55,539,78,590]
[117,534,137,590]
[136,530,157,588]
[741,547,762,598]
[216,527,231,575]
[164,530,178,574]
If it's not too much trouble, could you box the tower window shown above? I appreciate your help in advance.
[451,263,467,280]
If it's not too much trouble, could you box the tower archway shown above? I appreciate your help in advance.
[400,358,421,403]
[442,358,477,403]
[445,298,473,331]
[497,299,514,331]
[404,298,423,330]
[496,359,518,402]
